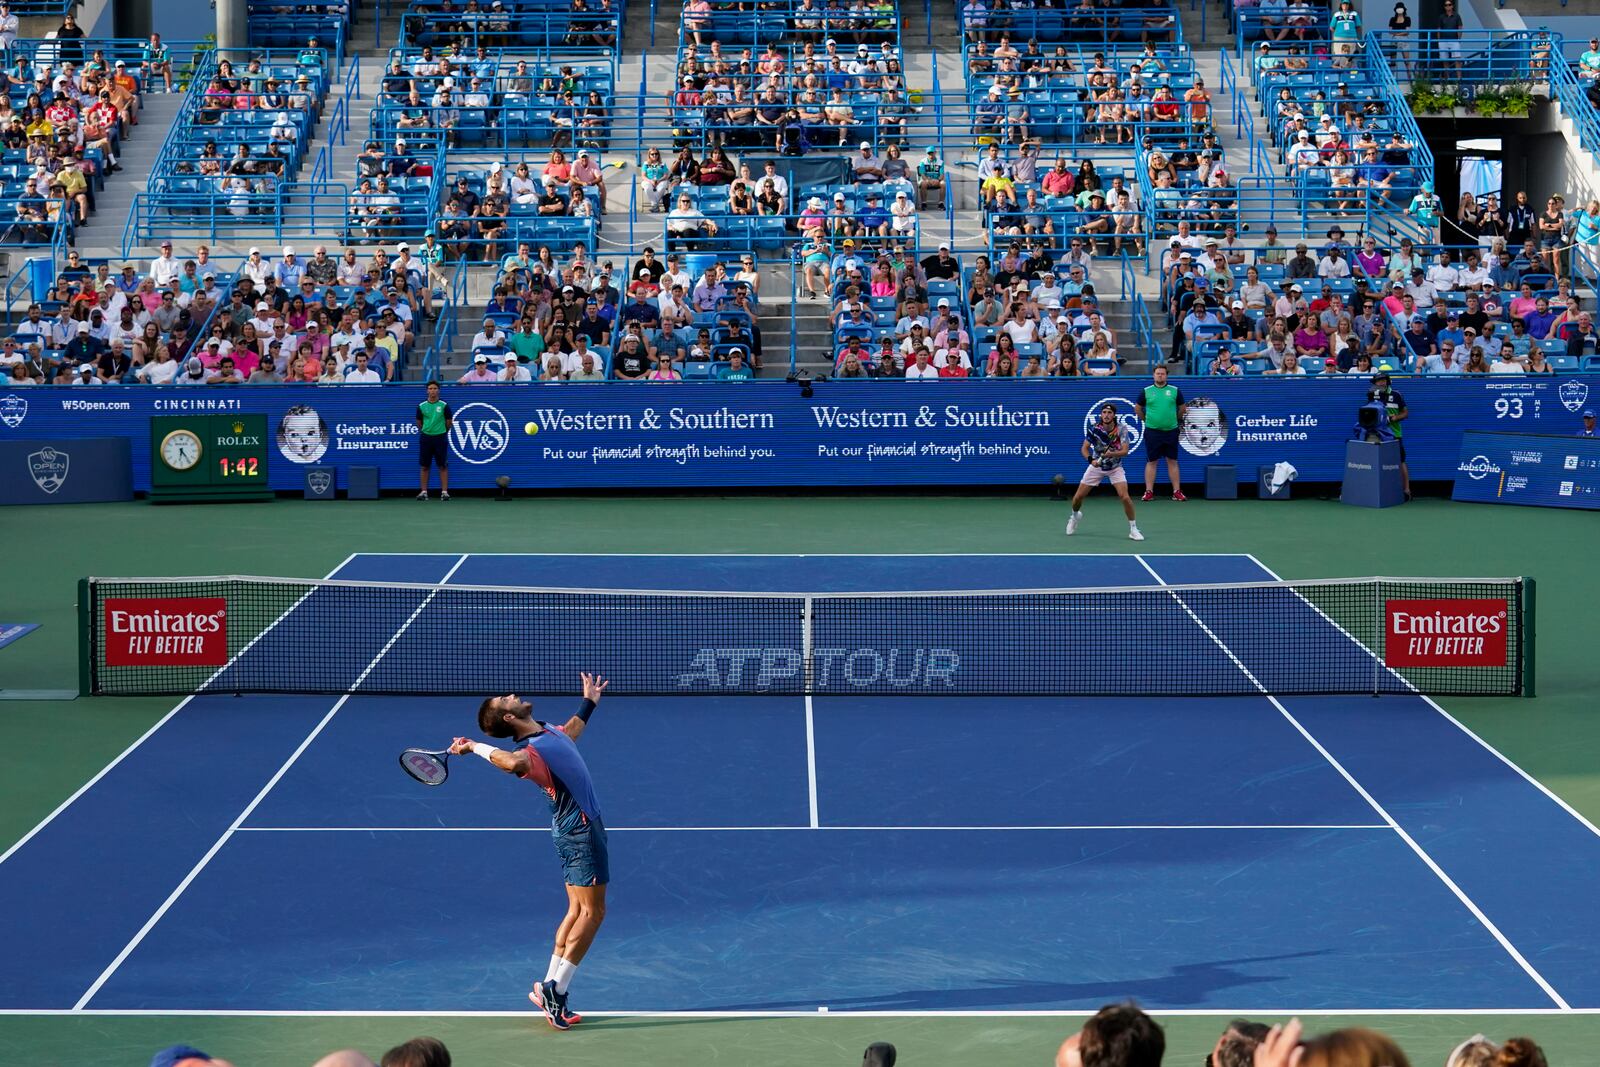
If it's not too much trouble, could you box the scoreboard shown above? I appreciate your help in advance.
[148,414,273,503]
[1452,430,1600,510]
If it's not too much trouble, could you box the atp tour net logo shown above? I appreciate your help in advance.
[674,646,962,689]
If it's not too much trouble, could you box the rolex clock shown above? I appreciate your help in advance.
[149,414,273,503]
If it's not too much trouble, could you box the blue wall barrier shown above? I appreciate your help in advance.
[0,437,133,505]
[0,378,1594,492]
[1452,430,1600,511]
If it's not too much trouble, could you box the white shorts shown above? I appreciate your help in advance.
[1080,463,1127,487]
[1440,40,1461,58]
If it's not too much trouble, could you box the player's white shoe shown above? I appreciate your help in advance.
[1065,511,1081,536]
[1128,525,1145,541]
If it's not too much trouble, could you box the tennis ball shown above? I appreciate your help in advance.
[1052,473,1065,484]
[524,421,538,436]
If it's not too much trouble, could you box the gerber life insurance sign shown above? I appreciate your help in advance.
[1383,598,1508,668]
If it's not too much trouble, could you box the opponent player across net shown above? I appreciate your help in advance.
[1065,402,1144,541]
[451,671,610,1030]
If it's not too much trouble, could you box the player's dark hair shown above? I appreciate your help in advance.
[425,379,440,389]
[381,1036,451,1067]
[478,697,518,737]
[862,1042,897,1067]
[1079,1002,1164,1067]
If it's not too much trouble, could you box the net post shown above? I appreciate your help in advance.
[77,577,93,697]
[1520,577,1536,698]
[801,596,814,694]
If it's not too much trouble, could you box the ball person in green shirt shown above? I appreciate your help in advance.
[1135,365,1188,501]
[416,379,453,501]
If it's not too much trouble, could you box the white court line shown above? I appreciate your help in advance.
[347,556,1248,563]
[1242,553,1600,844]
[1134,555,1571,1012]
[3,1007,1594,1018]
[233,824,1391,833]
[73,553,472,1012]
[0,552,363,875]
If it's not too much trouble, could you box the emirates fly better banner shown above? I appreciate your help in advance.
[102,597,229,667]
[1383,598,1509,668]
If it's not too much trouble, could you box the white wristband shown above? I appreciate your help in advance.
[470,742,497,761]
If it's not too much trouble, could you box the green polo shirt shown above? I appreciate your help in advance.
[1140,383,1184,431]
[417,398,451,437]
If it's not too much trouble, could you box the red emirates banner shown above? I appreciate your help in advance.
[103,597,229,667]
[1384,598,1508,668]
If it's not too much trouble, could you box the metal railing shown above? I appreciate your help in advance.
[1368,29,1558,92]
[1552,54,1600,168]
[399,5,620,50]
[956,6,1183,48]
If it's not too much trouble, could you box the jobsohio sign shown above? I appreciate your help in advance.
[0,377,1591,491]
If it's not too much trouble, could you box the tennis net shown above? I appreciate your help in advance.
[78,575,1534,698]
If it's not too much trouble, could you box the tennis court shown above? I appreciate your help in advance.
[3,552,1599,1018]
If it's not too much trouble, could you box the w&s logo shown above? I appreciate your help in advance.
[449,402,510,465]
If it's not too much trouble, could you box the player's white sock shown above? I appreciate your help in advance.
[553,957,579,995]
[545,954,562,983]
[1129,520,1138,530]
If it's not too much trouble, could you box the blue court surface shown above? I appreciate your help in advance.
[4,552,1600,1017]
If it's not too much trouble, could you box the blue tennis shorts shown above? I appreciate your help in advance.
[554,819,610,887]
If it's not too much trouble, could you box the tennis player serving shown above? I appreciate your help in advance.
[1065,402,1145,540]
[451,671,610,1030]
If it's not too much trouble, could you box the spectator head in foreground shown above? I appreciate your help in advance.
[381,1036,451,1067]
[1255,1021,1411,1067]
[862,1042,897,1067]
[1207,1018,1270,1067]
[1491,1038,1548,1067]
[1445,1036,1497,1067]
[149,1047,237,1067]
[1054,1002,1164,1067]
[310,1052,378,1067]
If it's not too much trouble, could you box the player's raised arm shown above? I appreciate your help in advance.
[562,672,609,742]
[452,736,529,776]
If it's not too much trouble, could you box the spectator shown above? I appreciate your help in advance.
[1208,1018,1270,1067]
[459,352,498,382]
[344,351,383,384]
[1053,1002,1164,1067]
[381,1036,451,1067]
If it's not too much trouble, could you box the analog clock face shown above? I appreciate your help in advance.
[160,429,203,470]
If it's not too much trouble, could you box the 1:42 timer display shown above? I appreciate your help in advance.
[219,456,260,477]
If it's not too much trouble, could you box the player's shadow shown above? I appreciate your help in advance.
[703,950,1330,1012]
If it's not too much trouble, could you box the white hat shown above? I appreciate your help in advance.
[859,140,872,150]
[397,241,410,251]
[474,352,488,362]
[807,196,823,209]
[76,322,89,333]
[1231,300,1244,309]
[441,76,455,88]
[282,246,295,256]
[938,242,951,251]
[248,246,261,255]
[78,361,93,372]
[490,161,503,172]
[833,192,846,201]
[895,190,907,198]
[844,258,859,270]
[937,297,950,307]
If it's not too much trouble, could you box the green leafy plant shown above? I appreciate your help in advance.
[1470,82,1534,117]
[1406,81,1462,113]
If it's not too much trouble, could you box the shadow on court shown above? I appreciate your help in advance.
[702,951,1333,1012]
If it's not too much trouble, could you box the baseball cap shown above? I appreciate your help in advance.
[282,246,295,256]
[76,322,88,333]
[1584,410,1596,418]
[474,352,488,363]
[859,140,872,150]
[937,297,950,307]
[938,242,950,251]
[248,246,260,255]
[1231,300,1243,309]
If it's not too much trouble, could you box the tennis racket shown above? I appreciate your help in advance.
[399,746,453,786]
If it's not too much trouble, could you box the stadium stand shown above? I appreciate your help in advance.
[0,0,1594,392]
